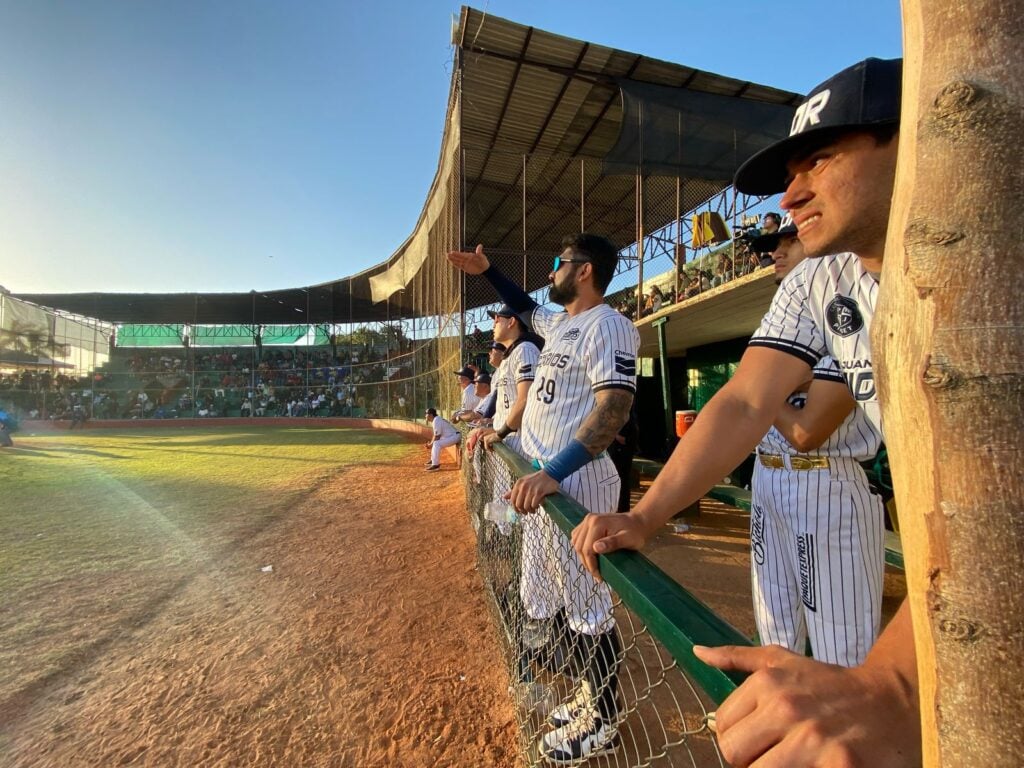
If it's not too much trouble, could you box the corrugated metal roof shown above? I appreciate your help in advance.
[455,5,799,301]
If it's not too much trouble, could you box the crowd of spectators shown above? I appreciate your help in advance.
[3,218,780,420]
[613,212,781,320]
[0,341,423,422]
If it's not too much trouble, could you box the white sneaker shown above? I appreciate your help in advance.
[539,713,619,765]
[547,681,596,729]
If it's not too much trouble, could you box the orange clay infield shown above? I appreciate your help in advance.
[1,446,520,768]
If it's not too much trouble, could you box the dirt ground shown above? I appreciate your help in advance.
[1,450,520,768]
[1,429,906,768]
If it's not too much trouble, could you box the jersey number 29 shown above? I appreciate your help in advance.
[535,377,556,404]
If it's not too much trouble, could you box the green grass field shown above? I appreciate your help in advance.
[0,426,418,700]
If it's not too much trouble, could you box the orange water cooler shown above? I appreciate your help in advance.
[675,409,697,437]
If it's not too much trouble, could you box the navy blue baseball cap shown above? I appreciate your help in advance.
[473,373,492,385]
[750,224,798,254]
[487,304,530,331]
[488,341,507,352]
[734,58,902,195]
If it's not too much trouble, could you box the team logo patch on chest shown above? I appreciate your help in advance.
[825,296,864,337]
[561,328,581,342]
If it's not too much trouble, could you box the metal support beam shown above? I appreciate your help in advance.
[652,315,674,453]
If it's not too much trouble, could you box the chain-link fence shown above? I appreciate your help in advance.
[464,439,750,767]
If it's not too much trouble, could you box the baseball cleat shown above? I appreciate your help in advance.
[425,464,441,471]
[539,714,619,765]
[547,681,596,729]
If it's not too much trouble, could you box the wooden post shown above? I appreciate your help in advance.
[875,3,1023,765]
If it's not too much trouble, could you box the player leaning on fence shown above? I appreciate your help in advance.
[470,310,570,660]
[746,222,887,668]
[448,234,640,764]
[572,58,921,767]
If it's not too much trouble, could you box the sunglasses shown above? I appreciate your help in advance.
[552,256,590,272]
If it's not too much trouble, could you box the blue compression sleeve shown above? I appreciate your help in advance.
[482,265,539,317]
[541,439,592,483]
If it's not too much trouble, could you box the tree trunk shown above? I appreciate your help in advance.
[876,3,1023,765]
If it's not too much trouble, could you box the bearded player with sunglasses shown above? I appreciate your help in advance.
[448,234,639,764]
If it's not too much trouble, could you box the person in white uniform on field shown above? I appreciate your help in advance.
[424,408,460,471]
[449,233,639,764]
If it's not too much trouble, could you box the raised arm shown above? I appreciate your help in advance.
[447,244,538,317]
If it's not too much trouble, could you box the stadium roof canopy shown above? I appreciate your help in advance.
[13,6,799,326]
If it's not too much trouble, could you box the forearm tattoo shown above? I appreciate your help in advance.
[576,389,633,455]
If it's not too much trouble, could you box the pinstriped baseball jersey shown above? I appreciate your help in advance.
[459,383,481,413]
[749,253,881,436]
[758,356,882,460]
[520,304,640,461]
[492,338,540,432]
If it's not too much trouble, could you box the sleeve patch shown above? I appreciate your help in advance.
[613,353,636,376]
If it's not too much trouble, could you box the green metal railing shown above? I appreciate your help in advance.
[495,445,750,705]
[463,437,753,767]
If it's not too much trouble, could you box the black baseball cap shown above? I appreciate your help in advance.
[734,58,902,195]
[750,215,798,253]
[473,373,491,385]
[488,341,507,352]
[487,304,530,331]
[454,366,475,378]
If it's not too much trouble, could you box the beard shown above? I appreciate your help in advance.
[548,278,578,306]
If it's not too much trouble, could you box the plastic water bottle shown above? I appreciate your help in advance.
[484,500,519,535]
[484,500,519,525]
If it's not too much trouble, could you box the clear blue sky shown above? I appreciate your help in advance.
[0,0,901,295]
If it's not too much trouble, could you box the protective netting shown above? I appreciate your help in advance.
[464,442,727,767]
